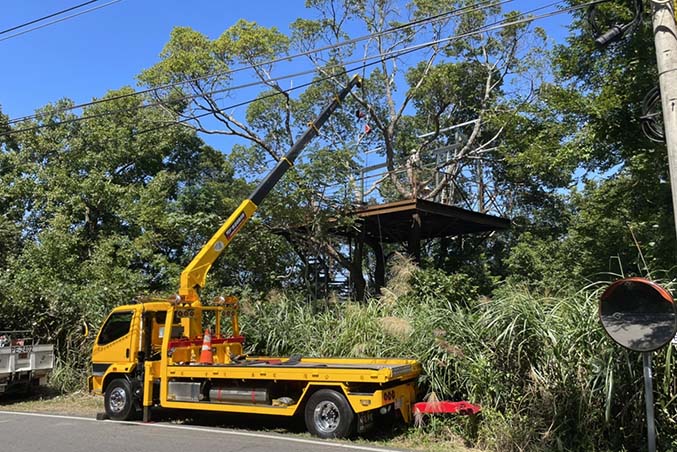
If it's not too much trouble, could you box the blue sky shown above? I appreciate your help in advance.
[0,1,573,137]
[0,0,305,120]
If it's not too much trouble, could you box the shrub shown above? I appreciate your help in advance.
[240,269,676,451]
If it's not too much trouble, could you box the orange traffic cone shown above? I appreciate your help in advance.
[199,329,213,364]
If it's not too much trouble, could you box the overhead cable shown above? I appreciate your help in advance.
[588,0,643,47]
[2,0,604,138]
[0,0,122,44]
[134,0,611,136]
[6,0,513,125]
[0,0,100,35]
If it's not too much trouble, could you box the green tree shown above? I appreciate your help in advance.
[0,88,292,364]
[505,0,676,284]
[137,1,551,298]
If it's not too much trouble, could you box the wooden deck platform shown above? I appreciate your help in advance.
[350,198,510,243]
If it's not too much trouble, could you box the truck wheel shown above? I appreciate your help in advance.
[304,389,355,439]
[104,378,135,421]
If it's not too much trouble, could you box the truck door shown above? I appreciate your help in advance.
[92,310,138,374]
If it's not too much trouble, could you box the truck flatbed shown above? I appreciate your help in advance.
[163,356,421,384]
[150,354,420,422]
[227,361,416,373]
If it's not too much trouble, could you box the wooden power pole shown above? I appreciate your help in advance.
[653,0,677,242]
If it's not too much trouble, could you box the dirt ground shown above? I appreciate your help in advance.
[0,389,102,417]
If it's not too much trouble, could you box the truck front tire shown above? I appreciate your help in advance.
[104,378,135,421]
[304,389,355,439]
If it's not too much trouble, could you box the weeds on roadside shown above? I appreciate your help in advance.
[239,263,676,451]
[40,255,677,451]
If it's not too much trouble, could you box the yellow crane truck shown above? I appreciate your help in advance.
[89,75,422,438]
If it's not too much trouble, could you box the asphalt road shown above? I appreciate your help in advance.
[0,411,407,452]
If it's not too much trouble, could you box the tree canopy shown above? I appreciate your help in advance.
[1,0,671,323]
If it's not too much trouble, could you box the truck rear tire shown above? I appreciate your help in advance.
[304,389,355,439]
[104,378,135,421]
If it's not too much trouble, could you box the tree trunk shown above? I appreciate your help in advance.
[366,238,385,294]
[407,213,422,263]
[350,227,367,301]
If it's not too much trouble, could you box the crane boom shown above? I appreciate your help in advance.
[179,75,362,303]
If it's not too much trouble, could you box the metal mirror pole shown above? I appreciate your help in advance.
[600,278,676,452]
[643,352,656,452]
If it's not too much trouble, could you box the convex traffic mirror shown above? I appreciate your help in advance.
[599,277,677,352]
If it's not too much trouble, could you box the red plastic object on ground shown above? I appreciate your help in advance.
[413,400,481,416]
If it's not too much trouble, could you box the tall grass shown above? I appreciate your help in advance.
[239,263,677,451]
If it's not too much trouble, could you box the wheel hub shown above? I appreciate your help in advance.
[314,400,340,433]
[109,386,127,413]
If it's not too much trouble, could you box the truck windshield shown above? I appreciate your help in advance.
[98,311,133,345]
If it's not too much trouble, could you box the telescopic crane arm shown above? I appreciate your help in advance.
[179,75,362,303]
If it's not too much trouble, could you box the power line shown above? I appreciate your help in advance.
[5,0,512,126]
[136,0,611,137]
[0,0,589,137]
[0,0,100,35]
[0,0,122,44]
[2,0,604,138]
[146,0,595,135]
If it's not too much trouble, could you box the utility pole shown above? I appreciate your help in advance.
[652,0,677,242]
